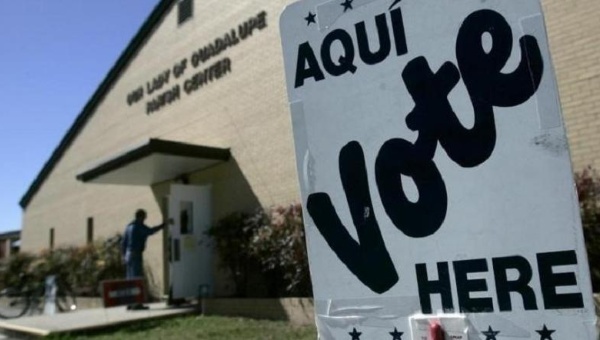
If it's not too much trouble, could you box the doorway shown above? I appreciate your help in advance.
[167,184,213,300]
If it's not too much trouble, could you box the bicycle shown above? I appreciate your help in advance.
[0,273,77,319]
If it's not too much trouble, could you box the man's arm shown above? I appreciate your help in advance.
[146,221,166,236]
[148,218,174,235]
[150,223,165,234]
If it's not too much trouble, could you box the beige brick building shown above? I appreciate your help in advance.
[19,0,600,297]
[542,0,600,171]
[19,0,299,297]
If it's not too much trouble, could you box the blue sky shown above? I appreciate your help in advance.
[0,1,160,233]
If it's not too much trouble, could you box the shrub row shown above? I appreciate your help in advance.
[208,203,312,297]
[0,235,124,296]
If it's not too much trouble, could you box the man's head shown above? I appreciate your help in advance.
[135,209,147,222]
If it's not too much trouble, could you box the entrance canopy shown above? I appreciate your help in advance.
[76,139,230,185]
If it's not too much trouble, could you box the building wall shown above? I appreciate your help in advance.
[20,0,600,295]
[21,0,297,296]
[542,0,600,172]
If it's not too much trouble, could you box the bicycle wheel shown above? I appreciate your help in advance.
[0,287,30,319]
[56,287,77,312]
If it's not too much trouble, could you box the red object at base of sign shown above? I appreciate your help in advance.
[429,322,444,340]
[101,278,146,308]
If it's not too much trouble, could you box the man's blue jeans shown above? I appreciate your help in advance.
[125,251,144,279]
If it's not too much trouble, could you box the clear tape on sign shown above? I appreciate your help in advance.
[316,0,380,31]
[520,14,563,130]
[312,295,579,339]
[290,101,316,194]
[467,313,532,338]
[314,296,420,339]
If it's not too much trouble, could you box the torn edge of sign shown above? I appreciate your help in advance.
[519,13,563,131]
[316,0,381,31]
[314,296,419,340]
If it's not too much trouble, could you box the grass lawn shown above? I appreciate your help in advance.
[49,315,317,340]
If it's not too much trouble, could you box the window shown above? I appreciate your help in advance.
[180,201,193,235]
[0,241,6,259]
[49,228,55,250]
[87,217,94,244]
[178,0,193,25]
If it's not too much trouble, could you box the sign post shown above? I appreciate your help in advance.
[101,278,146,308]
[43,275,57,315]
[280,0,598,339]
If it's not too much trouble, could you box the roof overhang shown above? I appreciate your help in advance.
[76,139,230,185]
[0,230,20,239]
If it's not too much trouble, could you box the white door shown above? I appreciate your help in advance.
[168,184,212,299]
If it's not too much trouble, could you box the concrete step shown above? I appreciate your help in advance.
[0,302,195,337]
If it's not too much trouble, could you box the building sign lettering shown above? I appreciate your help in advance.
[126,10,267,115]
[304,8,544,295]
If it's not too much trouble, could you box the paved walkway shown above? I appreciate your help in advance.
[0,302,196,337]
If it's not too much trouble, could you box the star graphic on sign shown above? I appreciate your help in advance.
[349,327,362,340]
[304,11,316,26]
[482,326,500,340]
[341,0,353,12]
[389,327,404,340]
[389,0,402,10]
[536,324,555,340]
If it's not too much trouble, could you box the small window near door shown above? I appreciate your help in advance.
[180,201,193,234]
[178,0,193,25]
[49,228,55,250]
[87,217,94,244]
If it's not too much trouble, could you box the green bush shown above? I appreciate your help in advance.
[0,252,35,289]
[208,204,312,297]
[207,211,260,297]
[575,167,600,291]
[248,204,311,297]
[0,235,125,296]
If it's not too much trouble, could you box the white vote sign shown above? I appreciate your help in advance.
[280,0,597,339]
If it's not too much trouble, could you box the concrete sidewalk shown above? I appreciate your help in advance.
[0,302,196,337]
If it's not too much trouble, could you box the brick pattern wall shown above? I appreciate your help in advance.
[542,0,600,172]
[21,0,297,296]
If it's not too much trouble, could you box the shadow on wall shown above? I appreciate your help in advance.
[188,157,262,220]
[151,157,262,216]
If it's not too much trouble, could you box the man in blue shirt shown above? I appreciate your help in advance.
[121,209,166,279]
[121,209,167,310]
